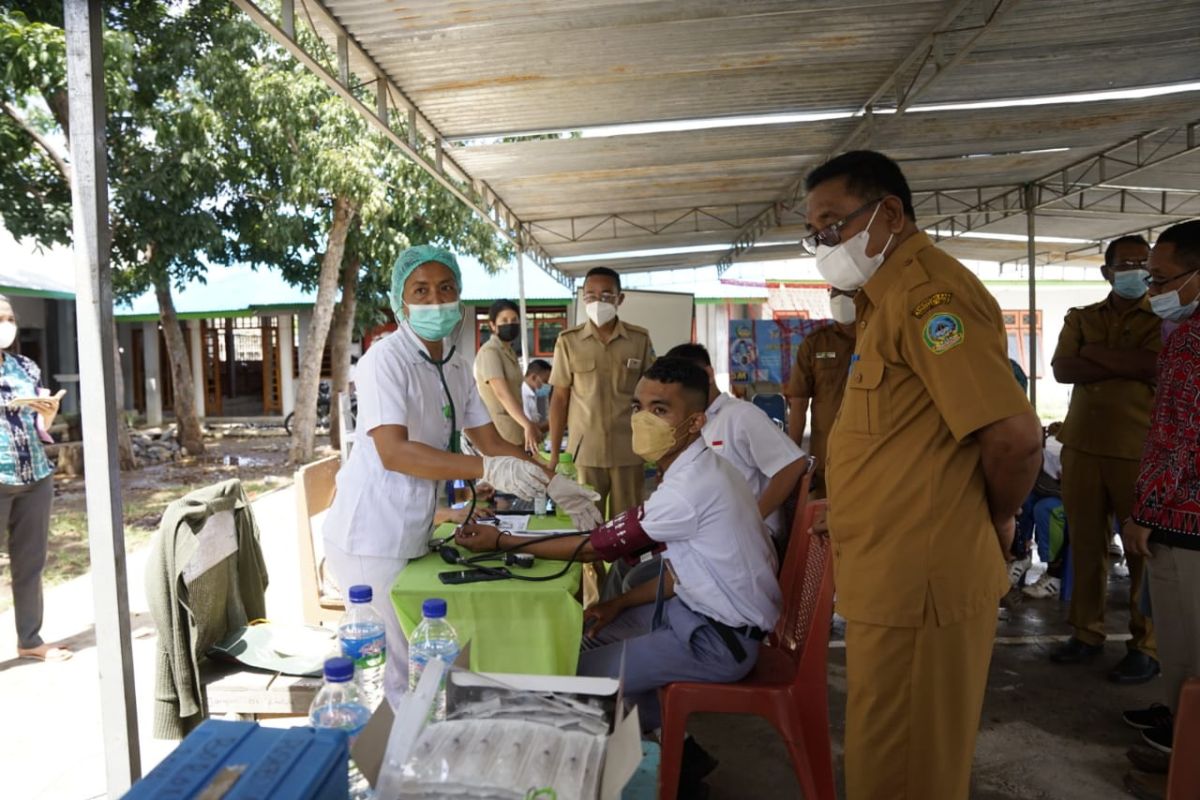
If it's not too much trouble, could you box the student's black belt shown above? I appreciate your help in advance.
[702,614,767,664]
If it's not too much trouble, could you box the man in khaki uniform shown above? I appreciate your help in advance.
[807,151,1042,800]
[474,299,540,452]
[1049,235,1161,683]
[786,287,856,496]
[549,267,654,518]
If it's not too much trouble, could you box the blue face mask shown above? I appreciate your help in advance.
[1112,269,1149,300]
[405,301,462,341]
[536,384,551,398]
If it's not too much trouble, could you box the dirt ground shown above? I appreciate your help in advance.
[0,423,332,614]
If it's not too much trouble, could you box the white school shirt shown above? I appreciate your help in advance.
[324,324,492,560]
[521,381,543,424]
[641,438,782,631]
[702,393,806,538]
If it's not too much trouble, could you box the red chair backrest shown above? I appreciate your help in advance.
[772,498,834,687]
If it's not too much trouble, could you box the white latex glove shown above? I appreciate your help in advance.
[547,474,605,531]
[481,456,551,499]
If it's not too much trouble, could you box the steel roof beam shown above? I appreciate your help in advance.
[230,0,575,288]
[925,122,1200,240]
[716,0,1019,274]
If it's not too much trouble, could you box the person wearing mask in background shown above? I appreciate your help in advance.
[549,267,654,519]
[1120,220,1200,769]
[1049,234,1162,685]
[0,295,69,662]
[323,246,603,707]
[806,151,1042,800]
[786,287,856,497]
[521,359,552,439]
[666,343,808,542]
[474,299,542,453]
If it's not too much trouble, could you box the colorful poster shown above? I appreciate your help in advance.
[729,318,829,389]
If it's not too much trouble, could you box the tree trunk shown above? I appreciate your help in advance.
[110,321,140,470]
[154,275,206,454]
[328,253,360,451]
[289,194,357,464]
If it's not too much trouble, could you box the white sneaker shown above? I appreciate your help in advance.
[1008,556,1032,588]
[1109,536,1124,557]
[1023,573,1061,599]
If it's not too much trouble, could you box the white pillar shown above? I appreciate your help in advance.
[142,322,163,426]
[188,319,206,418]
[516,248,530,371]
[279,313,295,416]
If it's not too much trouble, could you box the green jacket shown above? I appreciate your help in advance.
[145,479,268,738]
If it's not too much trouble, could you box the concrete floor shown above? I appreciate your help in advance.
[690,569,1156,799]
[0,485,1156,799]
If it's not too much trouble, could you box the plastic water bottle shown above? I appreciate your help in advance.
[534,487,548,517]
[407,598,460,721]
[339,585,386,709]
[309,657,373,799]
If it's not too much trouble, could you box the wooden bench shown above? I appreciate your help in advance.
[202,659,322,721]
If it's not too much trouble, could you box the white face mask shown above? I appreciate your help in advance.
[0,321,16,349]
[829,294,857,324]
[814,203,894,291]
[1149,271,1199,322]
[585,301,618,327]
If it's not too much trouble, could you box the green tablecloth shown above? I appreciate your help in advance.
[392,518,584,676]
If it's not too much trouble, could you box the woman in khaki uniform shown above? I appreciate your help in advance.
[473,299,542,453]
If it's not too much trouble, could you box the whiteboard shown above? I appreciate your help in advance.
[574,288,695,356]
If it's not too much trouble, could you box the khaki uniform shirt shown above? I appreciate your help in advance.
[786,323,855,479]
[550,319,654,468]
[1053,296,1161,461]
[826,232,1031,628]
[473,334,525,446]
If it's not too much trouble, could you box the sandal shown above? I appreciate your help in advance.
[17,644,73,662]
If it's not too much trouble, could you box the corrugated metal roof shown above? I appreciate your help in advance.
[278,0,1200,273]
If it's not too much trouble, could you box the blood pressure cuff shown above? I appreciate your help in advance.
[589,505,664,566]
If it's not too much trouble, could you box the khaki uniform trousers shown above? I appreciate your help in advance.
[1147,543,1200,713]
[844,595,995,800]
[577,464,645,521]
[1060,447,1156,655]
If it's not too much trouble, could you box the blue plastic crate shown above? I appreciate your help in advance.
[125,719,348,800]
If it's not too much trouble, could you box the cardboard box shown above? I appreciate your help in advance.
[353,660,642,800]
[124,719,349,800]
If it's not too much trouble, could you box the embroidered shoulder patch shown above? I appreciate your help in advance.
[923,313,965,355]
[912,291,953,318]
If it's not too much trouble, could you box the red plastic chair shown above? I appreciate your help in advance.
[1167,678,1200,799]
[657,496,835,800]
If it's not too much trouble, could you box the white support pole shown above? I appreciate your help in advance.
[142,321,163,426]
[1025,184,1039,412]
[516,242,531,372]
[188,319,206,418]
[279,313,296,416]
[65,0,141,792]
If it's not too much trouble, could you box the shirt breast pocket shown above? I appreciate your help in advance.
[617,360,641,395]
[573,356,598,396]
[840,358,886,435]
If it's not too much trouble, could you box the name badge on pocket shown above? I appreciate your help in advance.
[816,351,837,359]
[626,358,642,370]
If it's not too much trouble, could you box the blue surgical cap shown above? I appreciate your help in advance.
[390,245,462,315]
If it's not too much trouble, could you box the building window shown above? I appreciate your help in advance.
[475,306,568,358]
[1004,310,1043,376]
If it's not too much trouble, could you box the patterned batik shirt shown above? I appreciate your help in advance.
[0,354,54,485]
[1133,316,1200,543]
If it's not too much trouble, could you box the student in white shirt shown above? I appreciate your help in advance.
[521,358,552,436]
[456,358,781,747]
[323,245,602,707]
[666,343,809,540]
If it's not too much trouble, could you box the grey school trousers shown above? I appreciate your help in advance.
[0,476,54,649]
[1148,541,1200,713]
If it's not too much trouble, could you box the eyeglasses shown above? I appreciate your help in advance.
[582,291,619,304]
[1108,259,1149,271]
[801,198,883,255]
[1143,268,1199,288]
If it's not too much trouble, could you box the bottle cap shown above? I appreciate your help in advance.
[422,598,448,618]
[324,656,355,682]
[348,585,373,603]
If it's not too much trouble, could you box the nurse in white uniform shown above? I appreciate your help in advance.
[323,245,601,707]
